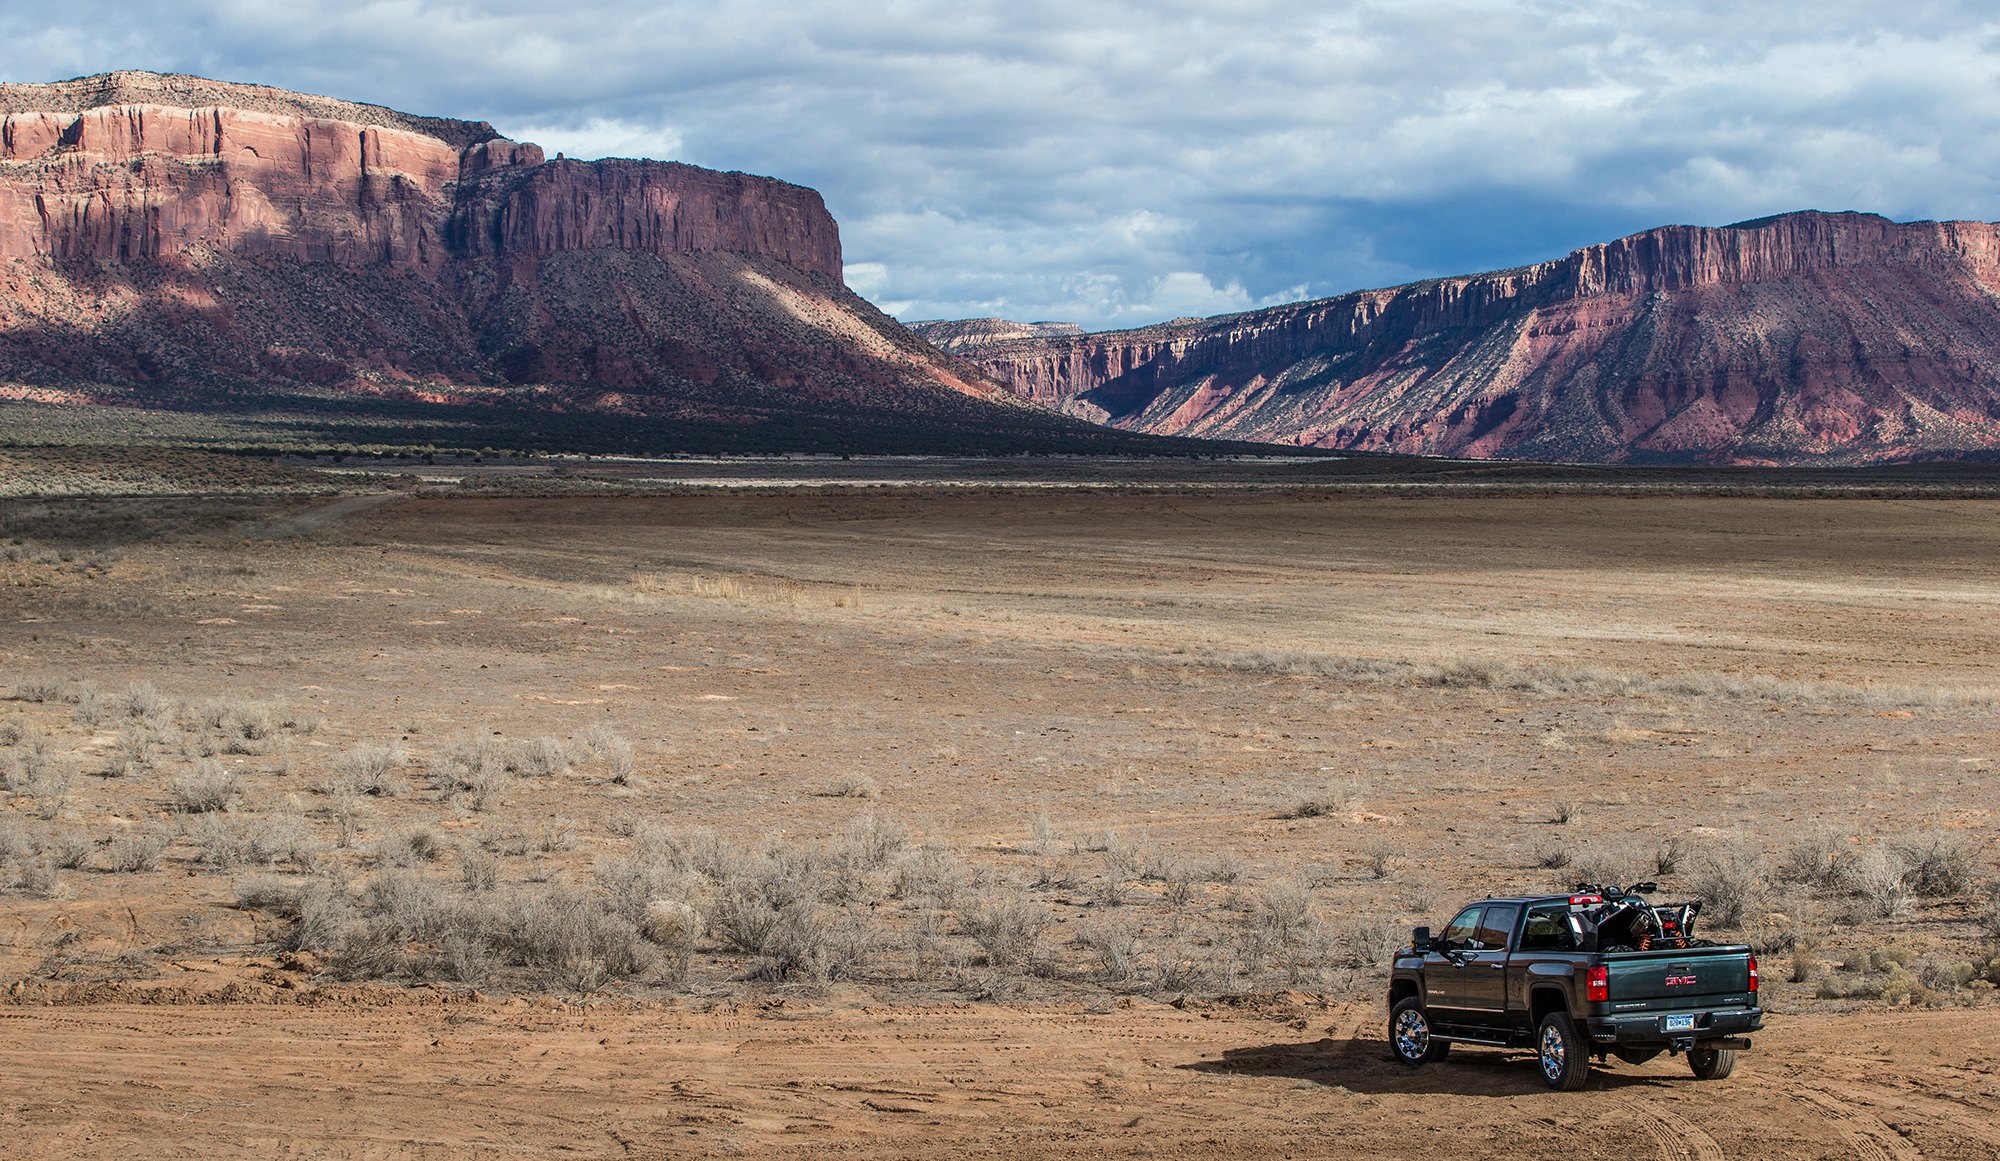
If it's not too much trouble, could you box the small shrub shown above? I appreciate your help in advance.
[604,736,635,782]
[12,676,70,703]
[193,813,258,870]
[1853,848,1911,919]
[1549,798,1582,826]
[107,830,169,872]
[514,736,572,778]
[460,852,499,893]
[0,820,28,864]
[1654,835,1686,876]
[72,682,110,727]
[123,682,170,720]
[1689,841,1766,928]
[496,885,653,992]
[170,761,240,813]
[754,902,872,982]
[1075,917,1138,983]
[833,813,908,872]
[708,885,785,953]
[1893,833,1976,898]
[1250,877,1316,945]
[535,817,580,853]
[1364,843,1402,880]
[893,844,969,908]
[333,744,408,796]
[380,826,448,866]
[816,772,880,800]
[1533,842,1573,870]
[640,898,705,948]
[49,830,96,870]
[1027,812,1056,855]
[1345,915,1406,967]
[363,868,459,943]
[111,722,154,775]
[25,762,74,819]
[960,894,1050,973]
[287,876,352,954]
[1287,779,1364,819]
[19,859,63,898]
[1778,826,1857,893]
[1203,850,1244,884]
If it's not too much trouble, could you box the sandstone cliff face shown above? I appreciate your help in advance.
[957,212,2000,463]
[449,158,840,278]
[0,72,1046,445]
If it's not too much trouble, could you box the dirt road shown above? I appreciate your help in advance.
[2,991,1995,1159]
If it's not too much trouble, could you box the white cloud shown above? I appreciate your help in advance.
[502,118,684,163]
[2,2,1997,329]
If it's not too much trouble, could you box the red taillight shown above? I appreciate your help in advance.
[1586,965,1609,1003]
[1568,895,1602,905]
[1747,954,1759,994]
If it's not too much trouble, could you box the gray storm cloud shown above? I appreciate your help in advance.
[2,0,1996,329]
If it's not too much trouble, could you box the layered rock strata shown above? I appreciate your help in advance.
[951,212,2000,463]
[0,71,1045,442]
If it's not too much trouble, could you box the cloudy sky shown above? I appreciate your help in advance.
[3,1,1996,330]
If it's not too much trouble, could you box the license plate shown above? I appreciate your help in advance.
[1664,1014,1696,1032]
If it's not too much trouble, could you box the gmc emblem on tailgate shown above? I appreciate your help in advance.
[1664,974,1697,986]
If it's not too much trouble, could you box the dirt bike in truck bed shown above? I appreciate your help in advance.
[1387,882,1763,1090]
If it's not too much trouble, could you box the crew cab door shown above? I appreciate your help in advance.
[1455,904,1519,1025]
[1423,905,1484,1014]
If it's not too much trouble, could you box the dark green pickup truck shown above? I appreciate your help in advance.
[1386,884,1763,1090]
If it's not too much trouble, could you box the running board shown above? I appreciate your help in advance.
[1435,1032,1518,1047]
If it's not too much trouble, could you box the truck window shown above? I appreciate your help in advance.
[1440,907,1482,950]
[1474,904,1519,951]
[1519,904,1582,951]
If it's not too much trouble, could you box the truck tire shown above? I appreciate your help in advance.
[1389,997,1450,1065]
[1687,1047,1736,1080]
[1536,1011,1590,1091]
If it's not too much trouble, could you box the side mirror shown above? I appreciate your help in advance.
[1412,926,1432,953]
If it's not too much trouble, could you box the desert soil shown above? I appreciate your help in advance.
[2,483,1999,1158]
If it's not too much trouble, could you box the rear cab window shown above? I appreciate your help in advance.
[1519,903,1583,951]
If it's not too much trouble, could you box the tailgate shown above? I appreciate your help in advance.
[1603,947,1753,1011]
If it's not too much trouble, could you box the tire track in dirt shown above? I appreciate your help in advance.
[1793,1087,1922,1161]
[1638,1102,1726,1161]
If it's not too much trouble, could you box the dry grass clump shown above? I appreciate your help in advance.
[815,772,881,799]
[170,760,241,813]
[330,744,409,797]
[960,896,1051,974]
[1688,840,1768,928]
[431,736,516,810]
[1285,778,1365,819]
[1892,832,1977,898]
[106,829,170,873]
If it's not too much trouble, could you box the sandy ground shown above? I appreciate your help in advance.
[3,994,1998,1158]
[2,486,1999,1157]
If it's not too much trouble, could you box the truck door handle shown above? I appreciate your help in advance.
[1491,963,1505,969]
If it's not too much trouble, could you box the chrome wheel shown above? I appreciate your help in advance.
[1539,1022,1566,1082]
[1393,1007,1430,1061]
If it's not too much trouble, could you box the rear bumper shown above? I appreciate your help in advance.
[1586,1005,1763,1048]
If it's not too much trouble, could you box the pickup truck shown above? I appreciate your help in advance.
[1386,883,1763,1090]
